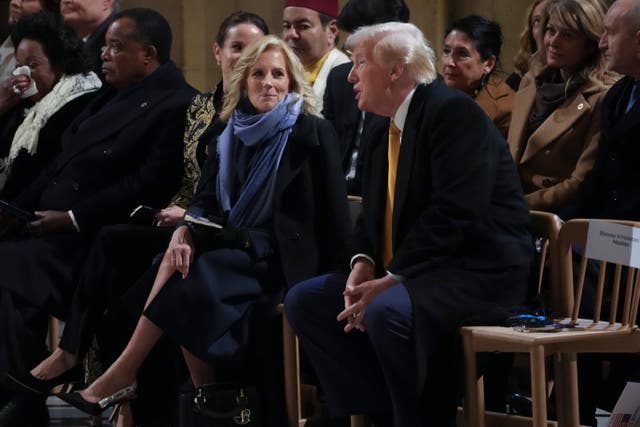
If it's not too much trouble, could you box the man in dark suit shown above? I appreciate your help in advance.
[284,22,533,427]
[561,0,640,424]
[0,8,196,425]
[60,0,120,79]
[323,0,409,195]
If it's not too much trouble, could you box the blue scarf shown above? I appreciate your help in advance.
[217,93,303,228]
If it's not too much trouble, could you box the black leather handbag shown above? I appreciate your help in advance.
[188,383,260,426]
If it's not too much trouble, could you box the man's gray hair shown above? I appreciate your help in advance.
[345,22,437,84]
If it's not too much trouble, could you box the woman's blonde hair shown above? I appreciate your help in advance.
[534,0,617,86]
[513,0,549,76]
[220,35,320,121]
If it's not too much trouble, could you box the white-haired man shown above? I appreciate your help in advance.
[285,22,533,426]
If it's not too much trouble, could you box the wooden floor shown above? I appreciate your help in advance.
[46,396,612,427]
[47,396,109,426]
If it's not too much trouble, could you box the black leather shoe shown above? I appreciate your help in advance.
[7,365,83,395]
[0,393,49,427]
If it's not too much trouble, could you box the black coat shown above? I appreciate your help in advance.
[190,113,352,288]
[356,81,533,386]
[0,92,97,200]
[561,76,640,221]
[1,61,196,316]
[323,62,387,195]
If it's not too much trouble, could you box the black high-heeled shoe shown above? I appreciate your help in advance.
[57,382,137,416]
[7,365,83,395]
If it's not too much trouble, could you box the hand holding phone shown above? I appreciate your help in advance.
[0,199,37,222]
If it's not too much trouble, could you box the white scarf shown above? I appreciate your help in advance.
[0,72,102,190]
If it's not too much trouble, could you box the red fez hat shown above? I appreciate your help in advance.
[284,0,338,18]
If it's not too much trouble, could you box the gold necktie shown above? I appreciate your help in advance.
[383,121,401,268]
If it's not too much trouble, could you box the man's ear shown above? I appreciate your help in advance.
[144,45,158,65]
[326,19,339,46]
[390,62,405,81]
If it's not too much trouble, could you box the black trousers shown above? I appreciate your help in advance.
[0,290,49,381]
[59,224,173,358]
[58,224,181,426]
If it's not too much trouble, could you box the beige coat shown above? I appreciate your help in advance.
[475,74,515,139]
[508,68,609,212]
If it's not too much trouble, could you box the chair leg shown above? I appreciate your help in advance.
[282,310,303,427]
[351,414,370,427]
[554,352,579,427]
[530,345,548,427]
[462,333,485,427]
[47,316,60,351]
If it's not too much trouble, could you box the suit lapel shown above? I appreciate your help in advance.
[605,78,640,142]
[274,116,315,208]
[521,83,596,164]
[392,86,424,245]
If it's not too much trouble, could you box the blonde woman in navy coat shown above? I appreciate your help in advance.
[58,35,351,421]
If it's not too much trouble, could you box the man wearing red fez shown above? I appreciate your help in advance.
[283,0,349,99]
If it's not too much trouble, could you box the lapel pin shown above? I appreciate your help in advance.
[140,101,148,108]
[577,103,584,110]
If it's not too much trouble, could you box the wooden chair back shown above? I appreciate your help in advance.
[557,219,640,328]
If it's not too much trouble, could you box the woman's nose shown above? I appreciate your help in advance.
[442,54,455,67]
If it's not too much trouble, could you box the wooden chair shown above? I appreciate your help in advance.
[47,316,61,351]
[281,195,367,427]
[462,218,640,427]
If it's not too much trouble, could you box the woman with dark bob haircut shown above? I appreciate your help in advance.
[442,14,514,138]
[0,12,101,200]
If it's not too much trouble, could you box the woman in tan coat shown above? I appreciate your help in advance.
[442,15,514,138]
[508,0,617,213]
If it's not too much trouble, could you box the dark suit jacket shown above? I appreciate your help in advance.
[14,61,197,232]
[323,62,387,196]
[356,81,533,387]
[561,76,640,221]
[0,92,97,200]
[189,114,352,288]
[0,61,196,316]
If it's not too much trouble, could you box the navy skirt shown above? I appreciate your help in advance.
[143,245,272,363]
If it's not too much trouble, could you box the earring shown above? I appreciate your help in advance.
[480,71,489,87]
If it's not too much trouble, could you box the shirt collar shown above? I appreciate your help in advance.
[392,85,417,133]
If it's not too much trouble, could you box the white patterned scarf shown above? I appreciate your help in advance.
[0,72,102,190]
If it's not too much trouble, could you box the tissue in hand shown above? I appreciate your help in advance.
[12,65,38,98]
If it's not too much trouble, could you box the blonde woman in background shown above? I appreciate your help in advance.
[507,0,551,89]
[507,0,617,213]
